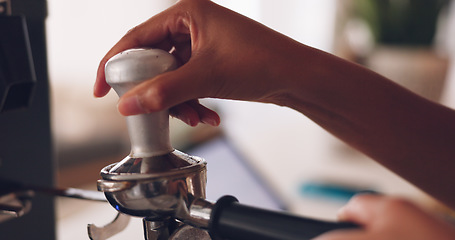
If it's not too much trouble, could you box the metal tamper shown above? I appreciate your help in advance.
[96,48,209,240]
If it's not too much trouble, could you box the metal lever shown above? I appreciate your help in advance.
[0,178,107,202]
[0,178,106,224]
[88,212,131,240]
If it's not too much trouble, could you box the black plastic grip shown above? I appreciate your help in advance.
[209,195,359,240]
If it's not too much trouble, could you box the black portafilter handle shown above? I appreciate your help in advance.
[208,196,359,240]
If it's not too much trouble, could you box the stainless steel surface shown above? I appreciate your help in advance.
[143,218,170,240]
[105,48,178,159]
[100,48,207,219]
[103,150,205,181]
[99,48,211,239]
[177,198,213,229]
[38,187,106,202]
[126,111,173,158]
[1,178,106,202]
[98,159,207,218]
[97,178,133,192]
[87,212,131,240]
[169,225,211,240]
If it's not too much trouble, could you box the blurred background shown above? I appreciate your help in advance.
[43,0,455,239]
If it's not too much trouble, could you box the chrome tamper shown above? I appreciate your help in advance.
[96,48,210,240]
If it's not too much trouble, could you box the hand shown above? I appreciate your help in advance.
[94,0,303,126]
[315,194,455,240]
[94,0,455,210]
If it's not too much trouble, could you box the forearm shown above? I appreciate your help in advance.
[277,44,455,208]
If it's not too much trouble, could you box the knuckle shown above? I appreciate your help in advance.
[125,25,139,36]
[121,26,143,47]
[350,193,377,203]
[142,82,168,111]
[382,197,415,212]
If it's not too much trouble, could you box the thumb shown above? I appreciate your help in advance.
[117,60,211,115]
[313,194,385,240]
[336,194,384,225]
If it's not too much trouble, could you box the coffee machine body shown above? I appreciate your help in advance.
[0,0,56,239]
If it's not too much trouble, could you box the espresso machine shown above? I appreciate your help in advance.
[0,0,56,239]
[91,48,358,240]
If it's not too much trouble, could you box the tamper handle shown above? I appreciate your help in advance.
[105,48,178,157]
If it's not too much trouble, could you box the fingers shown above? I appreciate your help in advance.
[94,25,170,97]
[117,58,211,113]
[188,100,220,126]
[118,95,220,127]
[313,194,388,240]
[115,78,220,127]
[336,194,386,224]
[116,60,220,126]
[170,101,200,126]
[169,100,220,127]
[327,194,455,240]
[313,231,370,240]
[94,3,184,97]
[313,194,382,240]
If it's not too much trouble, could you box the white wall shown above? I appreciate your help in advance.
[214,0,337,52]
[47,0,337,86]
[46,0,176,86]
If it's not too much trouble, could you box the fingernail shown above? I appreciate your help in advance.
[187,117,198,127]
[336,206,348,221]
[118,95,144,115]
[201,117,219,126]
[183,118,194,126]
